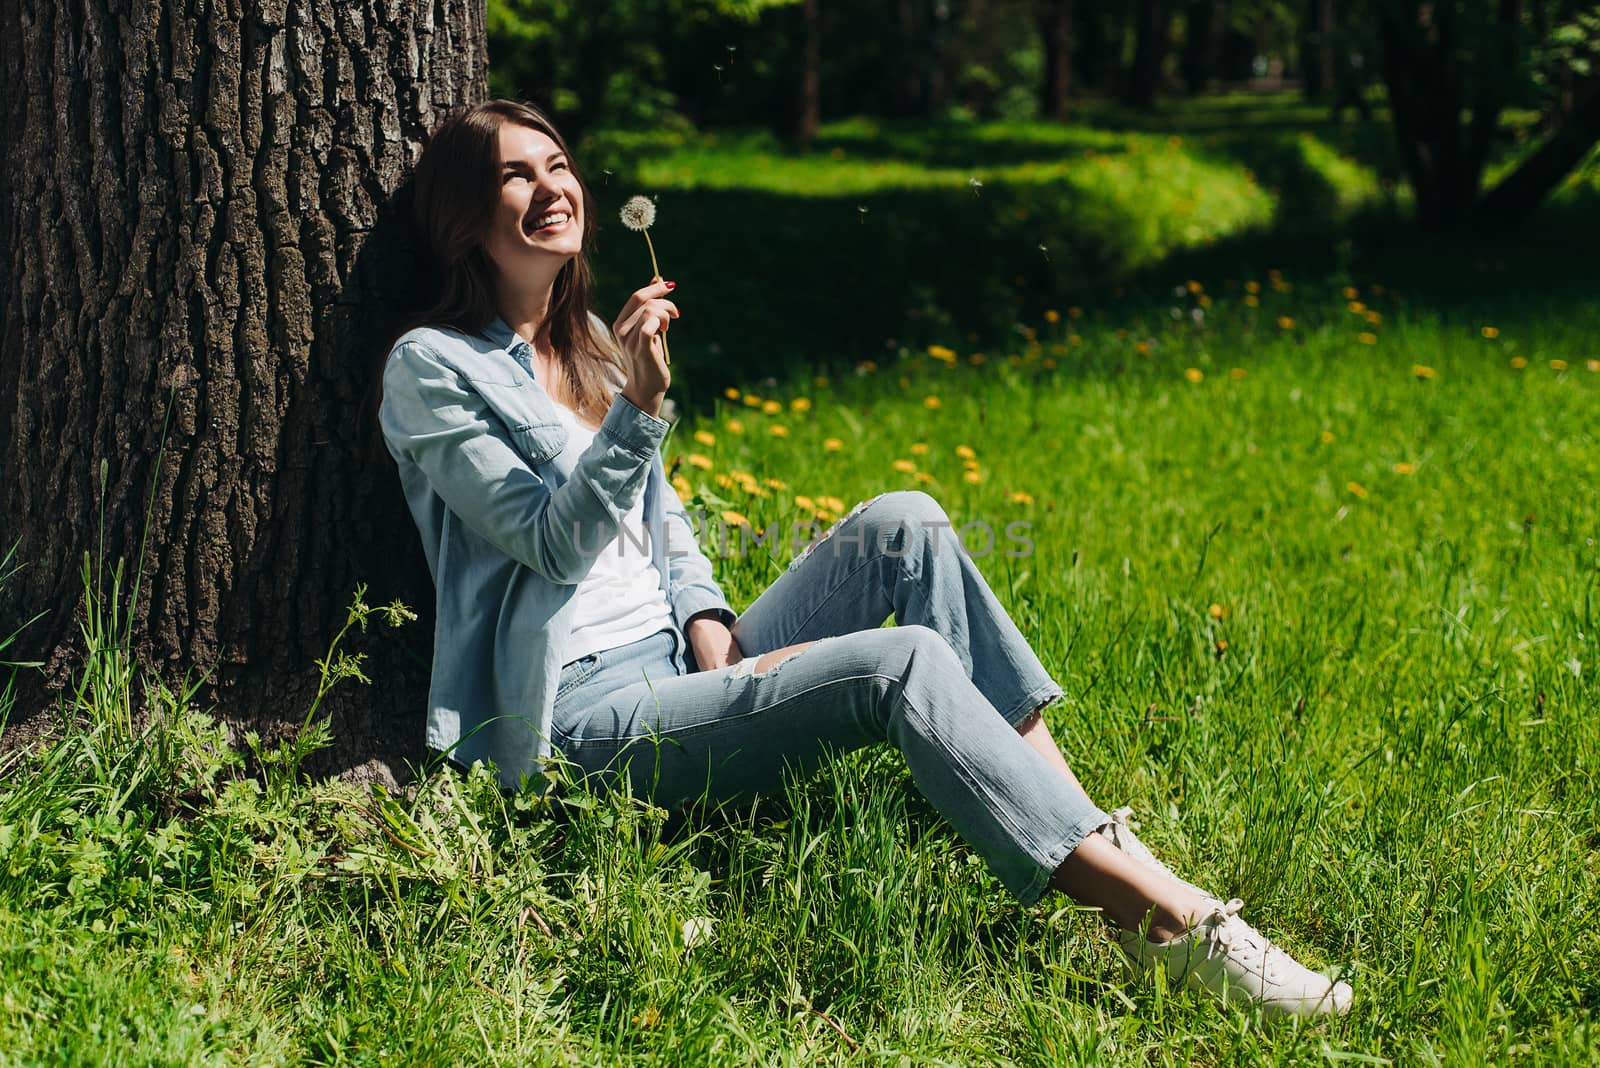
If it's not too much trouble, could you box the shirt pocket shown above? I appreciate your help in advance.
[461,374,570,465]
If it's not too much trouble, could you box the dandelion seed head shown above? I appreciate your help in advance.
[620,195,657,231]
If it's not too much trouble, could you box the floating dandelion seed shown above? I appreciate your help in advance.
[857,205,869,224]
[1037,243,1050,261]
[620,195,670,365]
[968,176,983,195]
[713,64,724,81]
[601,168,613,185]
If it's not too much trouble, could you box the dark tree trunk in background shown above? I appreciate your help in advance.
[1037,0,1074,119]
[1378,0,1521,230]
[893,0,922,115]
[1180,0,1225,93]
[796,0,820,144]
[1304,0,1336,98]
[0,0,486,782]
[1125,0,1169,107]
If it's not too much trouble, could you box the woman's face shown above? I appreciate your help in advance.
[483,122,585,288]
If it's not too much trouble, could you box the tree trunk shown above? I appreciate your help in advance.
[1125,0,1169,108]
[1304,0,1336,99]
[0,0,487,783]
[893,0,922,115]
[1378,0,1530,230]
[796,0,820,145]
[1037,0,1074,119]
[1180,0,1224,94]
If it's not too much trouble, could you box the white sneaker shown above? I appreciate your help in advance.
[1116,897,1354,1019]
[1097,806,1217,903]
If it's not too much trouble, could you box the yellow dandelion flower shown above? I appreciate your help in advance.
[1342,286,1359,300]
[1551,359,1569,371]
[859,359,878,373]
[1043,357,1057,368]
[892,459,917,473]
[1321,430,1336,443]
[1510,356,1527,369]
[726,418,744,434]
[910,442,929,455]
[1359,332,1378,345]
[762,399,782,415]
[714,473,736,489]
[770,424,789,437]
[968,353,986,365]
[1009,491,1034,504]
[1135,341,1152,356]
[1245,280,1261,294]
[1020,326,1037,341]
[914,472,935,483]
[927,344,957,363]
[923,396,942,409]
[1244,294,1260,308]
[1481,326,1499,339]
[813,375,830,387]
[1208,603,1225,619]
[1268,269,1283,281]
[1068,306,1083,319]
[1277,316,1295,330]
[693,430,716,446]
[790,397,812,412]
[1346,481,1369,499]
[1230,367,1246,380]
[1199,294,1212,308]
[729,468,755,483]
[722,510,750,528]
[723,386,740,400]
[1184,367,1203,383]
[1413,364,1436,379]
[763,477,789,490]
[815,508,836,523]
[1044,309,1061,323]
[1365,310,1382,325]
[671,474,692,494]
[962,458,981,470]
[1586,359,1600,372]
[823,437,843,451]
[687,453,713,470]
[1068,334,1082,346]
[1393,462,1415,475]
[1186,280,1203,294]
[793,494,816,510]
[1348,301,1366,314]
[820,496,846,512]
[963,469,983,484]
[1010,354,1024,366]
[742,393,762,407]
[955,445,977,459]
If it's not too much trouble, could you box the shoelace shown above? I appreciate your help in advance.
[1201,898,1286,984]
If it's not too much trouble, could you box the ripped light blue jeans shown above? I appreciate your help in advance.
[548,490,1110,906]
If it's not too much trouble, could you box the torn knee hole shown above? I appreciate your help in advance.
[733,642,816,679]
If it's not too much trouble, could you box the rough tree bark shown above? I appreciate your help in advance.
[0,0,487,783]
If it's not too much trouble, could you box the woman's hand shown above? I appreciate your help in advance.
[613,278,677,416]
[686,613,741,672]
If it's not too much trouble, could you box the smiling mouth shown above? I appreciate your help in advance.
[524,210,572,235]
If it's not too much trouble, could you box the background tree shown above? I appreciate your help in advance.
[0,0,487,780]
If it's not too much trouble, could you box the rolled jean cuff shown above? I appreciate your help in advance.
[1009,804,1113,908]
[999,681,1067,728]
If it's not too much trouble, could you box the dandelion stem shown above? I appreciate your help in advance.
[643,229,671,366]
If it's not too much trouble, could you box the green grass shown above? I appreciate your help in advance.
[4,95,1600,1063]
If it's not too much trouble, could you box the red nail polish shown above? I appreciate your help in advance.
[665,280,676,289]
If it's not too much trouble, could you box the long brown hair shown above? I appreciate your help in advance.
[396,99,625,426]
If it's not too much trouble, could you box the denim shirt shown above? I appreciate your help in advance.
[379,312,738,792]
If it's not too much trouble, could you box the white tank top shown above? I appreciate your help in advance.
[548,393,675,666]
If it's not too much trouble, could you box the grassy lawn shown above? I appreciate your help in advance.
[3,95,1599,1063]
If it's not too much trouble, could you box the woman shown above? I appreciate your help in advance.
[378,99,1353,1020]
